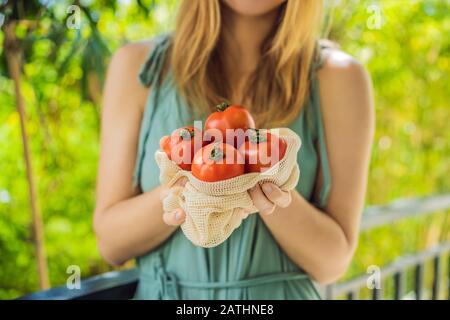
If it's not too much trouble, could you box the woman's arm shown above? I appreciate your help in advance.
[93,43,185,266]
[257,51,375,284]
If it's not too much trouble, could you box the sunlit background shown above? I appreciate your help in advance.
[0,0,449,299]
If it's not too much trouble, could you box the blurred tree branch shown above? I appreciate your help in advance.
[3,19,49,290]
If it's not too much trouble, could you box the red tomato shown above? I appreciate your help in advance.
[160,135,171,155]
[192,142,245,182]
[204,102,256,148]
[160,126,204,171]
[238,129,287,173]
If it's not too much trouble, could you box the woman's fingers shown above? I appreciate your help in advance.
[261,183,292,208]
[159,177,188,201]
[160,177,189,226]
[161,181,289,225]
[159,188,170,201]
[234,208,249,220]
[248,183,292,215]
[174,176,189,187]
[248,183,276,215]
[163,208,186,226]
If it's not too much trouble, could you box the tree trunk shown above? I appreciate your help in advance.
[4,22,50,290]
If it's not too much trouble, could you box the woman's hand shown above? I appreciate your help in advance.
[161,181,291,227]
[160,177,188,226]
[248,182,292,215]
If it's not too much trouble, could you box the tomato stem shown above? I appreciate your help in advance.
[179,128,195,140]
[248,129,267,144]
[216,101,230,112]
[209,144,224,161]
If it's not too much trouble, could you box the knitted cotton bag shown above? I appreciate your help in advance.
[155,128,301,247]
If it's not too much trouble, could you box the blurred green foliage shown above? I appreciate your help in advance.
[0,0,449,299]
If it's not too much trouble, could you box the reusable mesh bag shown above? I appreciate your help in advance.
[155,128,301,248]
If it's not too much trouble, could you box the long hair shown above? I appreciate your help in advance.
[170,0,323,127]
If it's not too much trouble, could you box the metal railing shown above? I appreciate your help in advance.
[324,194,450,300]
[323,241,450,300]
[19,194,450,300]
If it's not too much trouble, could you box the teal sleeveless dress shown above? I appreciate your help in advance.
[133,34,331,300]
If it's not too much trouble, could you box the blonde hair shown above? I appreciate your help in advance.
[170,0,323,127]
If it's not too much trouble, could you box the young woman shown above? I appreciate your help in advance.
[93,0,374,299]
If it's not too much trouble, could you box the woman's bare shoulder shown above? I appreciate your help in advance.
[108,41,154,81]
[103,41,156,112]
[316,46,375,137]
[317,46,370,87]
[111,40,153,64]
[317,46,373,114]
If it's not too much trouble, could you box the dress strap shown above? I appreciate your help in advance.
[138,33,172,88]
[311,42,326,73]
